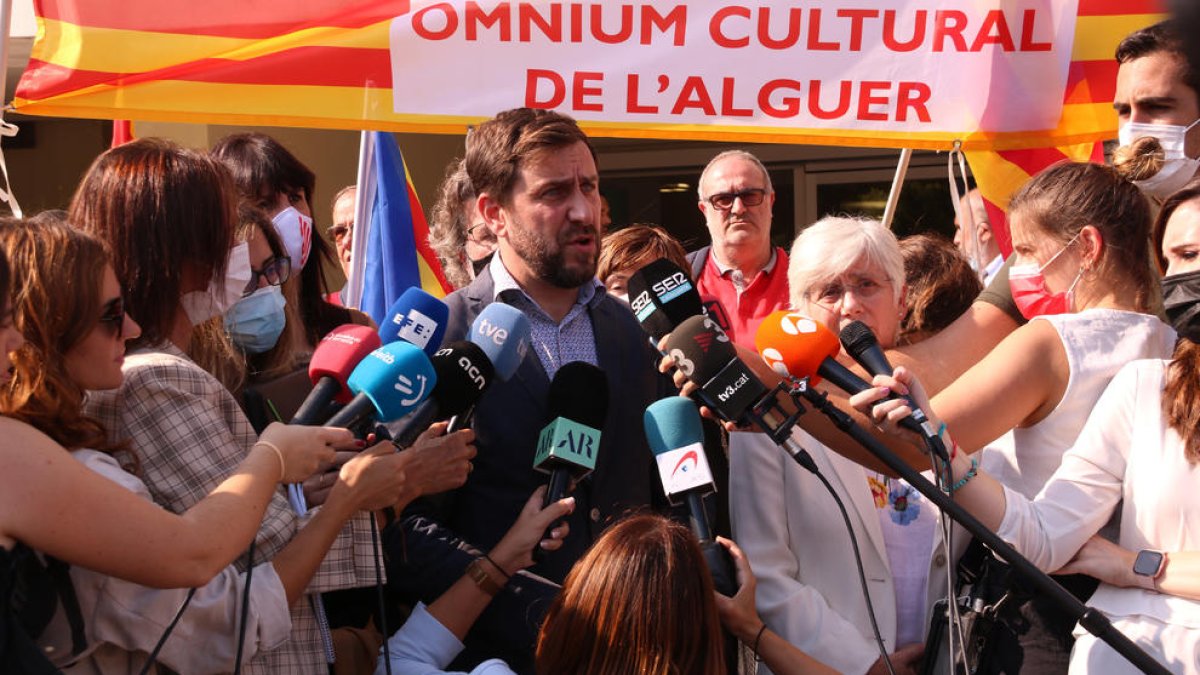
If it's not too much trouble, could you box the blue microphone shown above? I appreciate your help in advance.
[467,303,530,381]
[324,341,438,429]
[644,396,736,596]
[378,287,450,355]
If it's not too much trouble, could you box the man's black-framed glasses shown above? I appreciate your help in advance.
[706,188,767,211]
[243,255,292,297]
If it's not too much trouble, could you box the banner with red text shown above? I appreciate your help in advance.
[11,0,1156,151]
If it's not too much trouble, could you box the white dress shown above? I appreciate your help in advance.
[998,359,1200,674]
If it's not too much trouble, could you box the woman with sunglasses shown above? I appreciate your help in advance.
[68,138,422,673]
[851,179,1200,674]
[0,218,348,673]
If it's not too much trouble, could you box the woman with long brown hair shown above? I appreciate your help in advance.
[0,217,343,673]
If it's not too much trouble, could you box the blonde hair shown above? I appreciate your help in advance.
[788,216,904,309]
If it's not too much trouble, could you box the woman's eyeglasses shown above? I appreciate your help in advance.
[811,277,890,308]
[98,297,126,339]
[243,256,292,297]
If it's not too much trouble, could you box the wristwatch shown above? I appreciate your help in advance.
[1132,549,1167,588]
[467,557,505,596]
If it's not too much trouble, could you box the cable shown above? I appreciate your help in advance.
[232,540,256,675]
[135,588,197,675]
[930,452,968,675]
[371,514,392,675]
[785,448,896,675]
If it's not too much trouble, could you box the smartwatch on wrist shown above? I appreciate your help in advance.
[1132,549,1166,588]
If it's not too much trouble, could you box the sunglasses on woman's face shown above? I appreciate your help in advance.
[98,297,126,339]
[243,255,292,297]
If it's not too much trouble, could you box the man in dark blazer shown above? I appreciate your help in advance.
[384,108,666,673]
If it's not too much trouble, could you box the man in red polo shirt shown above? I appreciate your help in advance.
[688,150,791,351]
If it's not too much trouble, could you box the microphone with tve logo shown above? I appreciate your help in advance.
[387,341,495,450]
[445,303,532,433]
[533,362,608,517]
[324,341,437,430]
[291,324,382,425]
[378,287,449,355]
[644,396,736,596]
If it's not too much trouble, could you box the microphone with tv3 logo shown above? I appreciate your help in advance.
[446,302,532,433]
[838,320,946,457]
[378,287,450,356]
[532,362,608,546]
[644,396,737,596]
[291,324,382,426]
[755,312,945,458]
[664,315,770,424]
[626,259,705,341]
[323,341,437,431]
[387,341,496,450]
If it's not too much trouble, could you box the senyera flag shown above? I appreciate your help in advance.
[7,0,1157,153]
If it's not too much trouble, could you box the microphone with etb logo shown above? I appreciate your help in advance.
[387,341,495,450]
[379,287,449,355]
[533,362,608,539]
[446,303,532,432]
[644,396,737,596]
[324,341,437,430]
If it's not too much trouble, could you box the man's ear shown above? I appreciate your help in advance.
[478,193,506,238]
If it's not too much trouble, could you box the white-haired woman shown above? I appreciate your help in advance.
[730,215,942,675]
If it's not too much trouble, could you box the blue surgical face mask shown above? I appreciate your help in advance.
[224,285,287,354]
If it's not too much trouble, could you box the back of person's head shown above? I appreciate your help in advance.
[466,108,594,206]
[535,514,725,675]
[597,224,690,284]
[787,215,904,309]
[1008,161,1155,311]
[428,158,479,289]
[0,217,129,461]
[897,234,982,344]
[68,137,238,348]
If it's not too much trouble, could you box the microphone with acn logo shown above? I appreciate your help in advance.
[445,303,532,433]
[643,396,737,596]
[324,341,438,430]
[626,259,704,341]
[291,324,382,426]
[378,287,450,356]
[533,362,608,515]
[387,341,495,450]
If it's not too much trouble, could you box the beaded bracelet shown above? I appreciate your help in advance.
[752,623,768,662]
[948,456,979,494]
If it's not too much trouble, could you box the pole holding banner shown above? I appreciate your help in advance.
[880,148,911,231]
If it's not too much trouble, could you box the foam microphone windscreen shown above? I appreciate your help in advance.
[346,341,439,422]
[547,361,609,429]
[378,287,450,355]
[430,341,496,417]
[309,324,383,404]
[626,259,704,339]
[754,310,840,384]
[663,314,738,383]
[469,303,531,381]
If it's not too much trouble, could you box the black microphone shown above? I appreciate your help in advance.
[387,341,496,450]
[839,321,941,442]
[626,258,704,340]
[644,396,736,596]
[533,362,608,510]
[664,315,771,424]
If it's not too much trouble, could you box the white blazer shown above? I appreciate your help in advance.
[730,427,952,675]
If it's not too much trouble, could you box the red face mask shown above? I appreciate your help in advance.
[1007,235,1083,320]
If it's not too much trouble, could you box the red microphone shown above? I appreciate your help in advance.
[292,324,383,425]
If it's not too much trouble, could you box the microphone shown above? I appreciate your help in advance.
[756,312,945,457]
[643,396,736,596]
[626,259,704,340]
[291,324,382,425]
[664,315,771,424]
[838,321,944,447]
[445,303,532,433]
[324,341,438,430]
[533,362,608,510]
[387,341,496,449]
[378,287,450,355]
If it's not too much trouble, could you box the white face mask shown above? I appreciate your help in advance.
[271,206,314,269]
[1118,119,1200,199]
[180,242,253,326]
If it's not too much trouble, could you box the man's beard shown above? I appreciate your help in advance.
[507,220,598,289]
